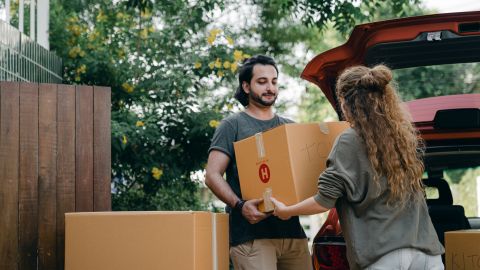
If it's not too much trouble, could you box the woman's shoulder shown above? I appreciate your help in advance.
[335,127,363,150]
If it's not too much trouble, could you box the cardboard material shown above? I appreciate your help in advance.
[65,211,229,270]
[234,122,350,212]
[445,230,480,270]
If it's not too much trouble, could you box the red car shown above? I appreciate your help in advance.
[302,10,480,264]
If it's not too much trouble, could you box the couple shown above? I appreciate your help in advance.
[205,55,444,270]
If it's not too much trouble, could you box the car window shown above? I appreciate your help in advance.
[393,63,480,101]
[443,166,480,217]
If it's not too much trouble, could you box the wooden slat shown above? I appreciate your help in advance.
[38,84,57,270]
[94,86,111,211]
[56,84,76,270]
[75,85,94,212]
[0,82,20,270]
[18,82,39,270]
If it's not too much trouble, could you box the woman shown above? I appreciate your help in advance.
[271,65,444,270]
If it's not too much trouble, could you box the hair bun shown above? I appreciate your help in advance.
[357,65,392,93]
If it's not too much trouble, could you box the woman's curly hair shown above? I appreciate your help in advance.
[336,64,425,206]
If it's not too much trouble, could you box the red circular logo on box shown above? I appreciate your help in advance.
[258,164,271,183]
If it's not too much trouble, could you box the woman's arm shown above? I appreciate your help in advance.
[271,196,329,220]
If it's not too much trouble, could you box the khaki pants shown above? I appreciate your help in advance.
[230,238,312,270]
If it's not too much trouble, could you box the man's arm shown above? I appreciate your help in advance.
[205,150,239,208]
[205,150,268,224]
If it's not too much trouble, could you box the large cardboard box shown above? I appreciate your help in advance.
[234,122,349,211]
[65,211,229,270]
[445,230,480,270]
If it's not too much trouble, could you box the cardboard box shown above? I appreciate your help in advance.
[234,122,349,212]
[65,211,229,270]
[445,230,480,270]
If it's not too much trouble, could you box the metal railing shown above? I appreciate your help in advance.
[0,19,62,83]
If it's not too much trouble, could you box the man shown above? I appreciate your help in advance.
[205,55,311,270]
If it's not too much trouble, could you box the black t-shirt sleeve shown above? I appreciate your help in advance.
[208,119,236,159]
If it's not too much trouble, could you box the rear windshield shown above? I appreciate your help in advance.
[394,63,480,102]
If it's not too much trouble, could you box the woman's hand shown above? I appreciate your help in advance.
[271,197,292,220]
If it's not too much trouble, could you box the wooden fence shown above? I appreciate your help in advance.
[0,82,111,270]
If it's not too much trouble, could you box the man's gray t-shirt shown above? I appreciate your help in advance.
[314,128,444,269]
[209,112,306,246]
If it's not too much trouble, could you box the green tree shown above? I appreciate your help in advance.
[48,0,419,210]
[50,0,247,210]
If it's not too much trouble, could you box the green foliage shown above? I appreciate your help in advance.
[395,63,480,101]
[298,85,338,122]
[50,0,250,210]
[48,0,420,210]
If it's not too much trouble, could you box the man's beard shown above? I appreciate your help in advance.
[249,91,277,107]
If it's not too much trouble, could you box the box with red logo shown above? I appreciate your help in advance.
[234,122,350,212]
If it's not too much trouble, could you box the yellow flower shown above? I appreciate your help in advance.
[96,10,107,22]
[122,135,128,145]
[68,46,83,58]
[209,120,220,128]
[69,25,82,36]
[76,64,87,74]
[67,16,79,23]
[230,62,238,73]
[207,35,216,45]
[233,50,243,61]
[209,28,221,37]
[117,48,125,59]
[139,28,148,39]
[122,82,134,93]
[151,167,163,180]
[226,36,234,45]
[208,62,215,69]
[243,53,251,59]
[67,38,76,46]
[214,58,222,68]
[141,9,152,18]
[148,26,155,33]
[68,48,77,58]
[116,12,124,19]
[88,30,99,42]
[217,71,224,78]
[223,61,231,69]
[75,75,81,82]
[194,62,202,69]
[136,121,144,127]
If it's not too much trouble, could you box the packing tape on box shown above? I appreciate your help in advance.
[255,132,266,159]
[319,122,330,134]
[212,214,218,270]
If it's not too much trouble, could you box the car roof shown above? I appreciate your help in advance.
[301,11,480,109]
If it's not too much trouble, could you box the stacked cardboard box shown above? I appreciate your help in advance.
[234,122,350,212]
[445,230,480,270]
[65,211,229,270]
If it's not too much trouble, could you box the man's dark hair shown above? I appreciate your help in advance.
[234,55,278,107]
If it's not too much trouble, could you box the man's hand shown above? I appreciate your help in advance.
[241,198,270,224]
[271,197,292,220]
